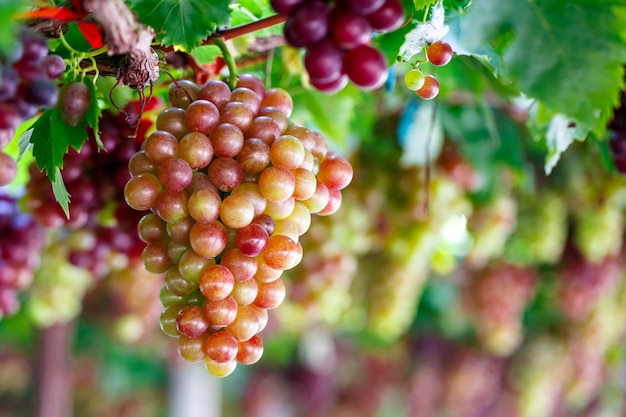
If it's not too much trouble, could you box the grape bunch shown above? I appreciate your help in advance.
[270,0,406,92]
[403,40,454,100]
[25,108,147,279]
[462,263,535,356]
[0,29,65,185]
[0,191,46,319]
[124,74,353,377]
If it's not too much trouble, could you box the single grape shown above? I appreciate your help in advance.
[236,334,263,365]
[331,8,373,49]
[344,0,385,14]
[254,278,286,309]
[366,0,405,32]
[156,107,190,139]
[270,0,304,15]
[189,221,228,259]
[205,330,239,363]
[168,80,200,109]
[143,130,179,164]
[61,82,90,125]
[198,80,232,109]
[204,296,238,327]
[178,132,214,169]
[304,39,344,85]
[416,74,440,100]
[199,264,235,302]
[343,45,388,90]
[42,55,66,79]
[231,278,259,306]
[404,68,426,90]
[158,158,193,192]
[210,123,245,158]
[310,74,349,94]
[260,88,293,118]
[231,87,262,115]
[427,41,454,66]
[236,223,269,257]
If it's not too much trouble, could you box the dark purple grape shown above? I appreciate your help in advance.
[344,0,385,14]
[613,154,626,174]
[304,39,344,84]
[366,0,405,32]
[61,82,91,126]
[23,79,59,107]
[18,31,48,64]
[609,130,626,157]
[331,8,373,49]
[310,73,349,94]
[343,44,388,90]
[0,103,21,129]
[0,67,18,101]
[42,55,66,79]
[270,0,305,16]
[283,1,331,48]
[62,82,91,115]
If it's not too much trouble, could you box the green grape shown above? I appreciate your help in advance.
[403,68,425,91]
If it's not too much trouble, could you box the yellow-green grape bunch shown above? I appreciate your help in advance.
[504,191,567,267]
[465,194,517,269]
[123,74,353,377]
[25,240,93,327]
[367,174,471,341]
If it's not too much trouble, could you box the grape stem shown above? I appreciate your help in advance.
[217,15,286,42]
[212,37,239,89]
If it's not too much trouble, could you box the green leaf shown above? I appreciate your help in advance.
[128,0,231,50]
[26,108,90,217]
[50,167,70,217]
[83,77,103,148]
[0,0,27,57]
[190,45,222,65]
[414,0,438,11]
[459,0,626,135]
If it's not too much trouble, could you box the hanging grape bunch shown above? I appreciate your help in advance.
[270,0,406,92]
[124,74,353,377]
[0,191,46,319]
[403,40,454,99]
[0,28,65,185]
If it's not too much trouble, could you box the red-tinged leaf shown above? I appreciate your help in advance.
[78,22,104,49]
[195,58,226,85]
[20,7,87,21]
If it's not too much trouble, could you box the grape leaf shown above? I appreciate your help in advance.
[128,0,231,50]
[459,0,626,135]
[23,107,92,217]
[414,0,438,11]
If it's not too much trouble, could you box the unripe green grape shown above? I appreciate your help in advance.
[403,68,425,90]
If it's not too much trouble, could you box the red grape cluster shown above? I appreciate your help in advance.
[403,40,454,100]
[0,29,65,185]
[25,108,147,278]
[270,0,406,92]
[124,74,353,376]
[608,89,626,174]
[0,191,46,319]
[463,263,535,356]
[556,251,621,321]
